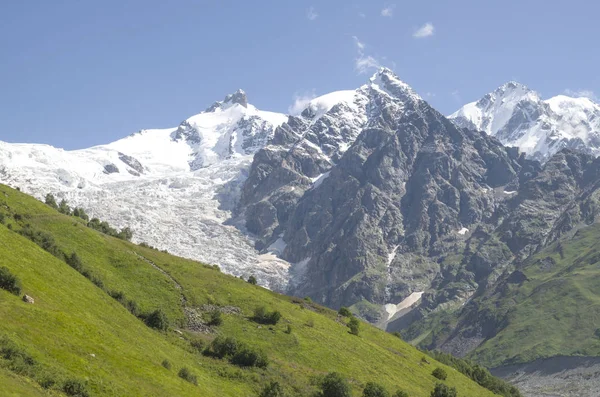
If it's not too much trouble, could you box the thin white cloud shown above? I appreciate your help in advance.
[381,5,395,17]
[564,89,598,102]
[425,92,436,98]
[289,91,317,115]
[413,22,435,38]
[352,36,365,51]
[307,6,318,21]
[352,36,381,74]
[358,12,366,18]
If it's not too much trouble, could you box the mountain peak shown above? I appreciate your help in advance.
[367,67,421,101]
[205,89,248,112]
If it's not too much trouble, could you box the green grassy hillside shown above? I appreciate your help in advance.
[406,223,600,369]
[469,225,600,367]
[0,184,500,396]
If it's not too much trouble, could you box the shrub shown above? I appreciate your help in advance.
[38,374,58,389]
[66,252,84,272]
[0,266,22,295]
[161,359,172,370]
[338,307,352,317]
[206,336,239,359]
[432,368,447,380]
[230,345,268,368]
[248,275,258,285]
[58,199,71,215]
[393,391,409,397]
[392,332,403,339]
[145,309,169,331]
[430,383,456,397]
[44,193,58,209]
[348,317,360,336]
[178,367,197,385]
[320,372,351,397]
[253,306,282,325]
[117,227,133,241]
[284,324,293,334]
[63,379,90,397]
[303,296,312,303]
[363,382,390,397]
[207,310,223,326]
[260,381,285,397]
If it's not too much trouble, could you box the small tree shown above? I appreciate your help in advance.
[145,309,169,331]
[161,359,172,370]
[230,345,269,368]
[206,336,239,359]
[45,193,58,210]
[338,307,352,317]
[320,372,352,397]
[432,368,448,381]
[260,381,285,397]
[117,227,133,241]
[393,391,409,397]
[248,275,258,285]
[430,383,457,397]
[58,199,71,215]
[363,382,390,397]
[348,317,360,336]
[0,266,22,295]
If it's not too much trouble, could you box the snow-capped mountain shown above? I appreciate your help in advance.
[449,81,600,160]
[0,90,291,289]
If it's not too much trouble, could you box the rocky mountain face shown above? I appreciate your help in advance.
[449,82,600,161]
[237,69,542,322]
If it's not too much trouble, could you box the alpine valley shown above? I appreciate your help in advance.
[4,68,600,396]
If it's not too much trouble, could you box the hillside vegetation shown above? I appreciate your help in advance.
[0,184,503,396]
[406,224,600,369]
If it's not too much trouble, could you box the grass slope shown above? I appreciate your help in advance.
[469,225,600,367]
[0,185,496,396]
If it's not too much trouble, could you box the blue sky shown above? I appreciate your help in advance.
[1,0,599,149]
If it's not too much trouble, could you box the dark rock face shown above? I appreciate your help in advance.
[238,69,600,367]
[103,164,119,174]
[118,153,144,174]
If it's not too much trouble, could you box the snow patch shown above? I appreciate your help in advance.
[458,228,469,235]
[384,291,424,320]
[310,171,331,189]
[504,190,517,195]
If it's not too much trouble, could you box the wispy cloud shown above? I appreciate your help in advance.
[289,91,317,115]
[413,22,435,38]
[564,89,598,102]
[358,12,366,18]
[307,6,318,21]
[353,36,381,74]
[381,5,395,17]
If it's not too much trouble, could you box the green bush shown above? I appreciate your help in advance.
[363,382,390,397]
[0,266,22,295]
[393,390,409,397]
[161,359,172,370]
[145,309,169,331]
[253,306,282,325]
[58,199,71,215]
[260,381,285,397]
[44,193,58,209]
[206,336,239,359]
[432,367,447,381]
[338,307,352,317]
[190,339,205,353]
[63,379,90,397]
[230,345,268,368]
[430,383,456,397]
[248,275,257,285]
[178,367,197,385]
[348,317,360,336]
[207,310,223,326]
[320,372,352,397]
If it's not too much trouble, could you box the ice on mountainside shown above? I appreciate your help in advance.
[450,81,600,160]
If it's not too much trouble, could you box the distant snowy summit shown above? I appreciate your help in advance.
[449,81,600,161]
